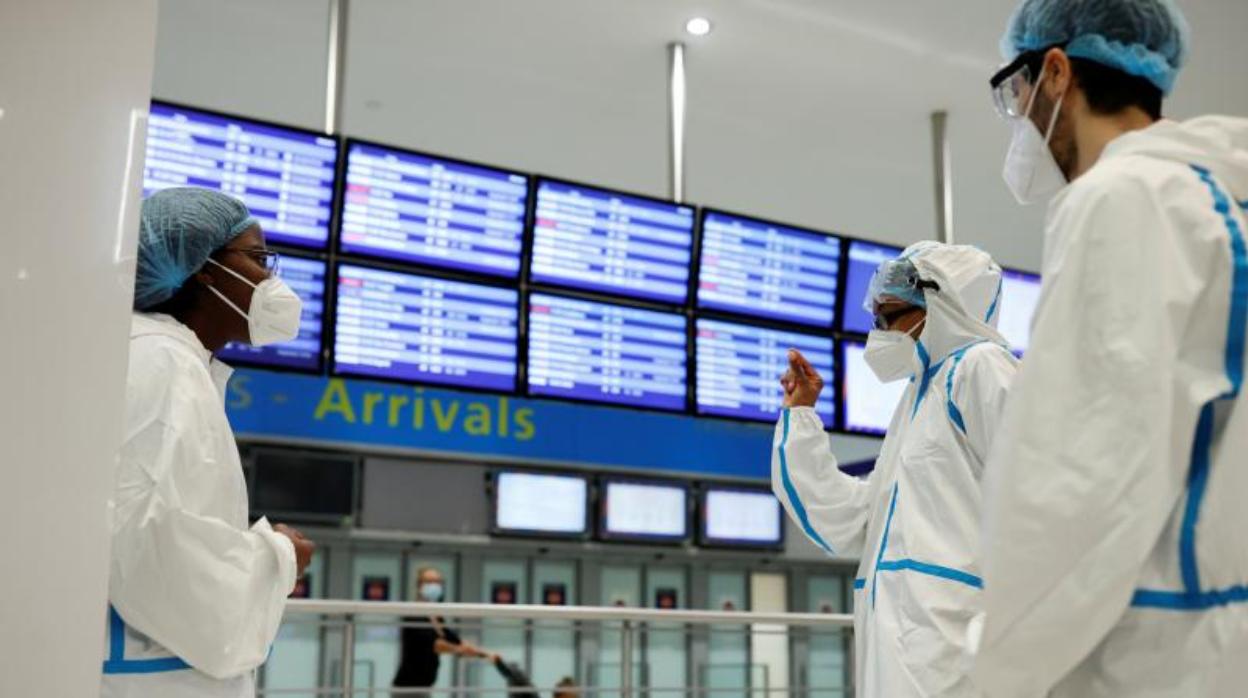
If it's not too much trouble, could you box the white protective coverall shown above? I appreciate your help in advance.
[102,313,296,698]
[971,116,1248,697]
[773,243,1018,697]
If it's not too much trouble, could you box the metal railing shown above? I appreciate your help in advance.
[259,600,854,698]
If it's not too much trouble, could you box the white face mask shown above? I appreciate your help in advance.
[1002,67,1067,205]
[863,321,924,383]
[205,258,302,346]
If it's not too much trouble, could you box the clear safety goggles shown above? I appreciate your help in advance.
[990,56,1036,119]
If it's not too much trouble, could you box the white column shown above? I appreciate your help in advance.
[750,572,791,692]
[668,42,687,203]
[0,0,158,695]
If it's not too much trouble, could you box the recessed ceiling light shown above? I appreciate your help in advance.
[685,17,712,37]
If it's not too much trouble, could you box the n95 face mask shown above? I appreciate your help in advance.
[1002,67,1067,205]
[864,324,923,383]
[206,258,302,346]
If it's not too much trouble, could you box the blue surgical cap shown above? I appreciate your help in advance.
[1001,0,1189,95]
[863,256,928,314]
[134,188,257,310]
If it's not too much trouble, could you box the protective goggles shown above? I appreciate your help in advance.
[990,53,1039,119]
[990,46,1064,119]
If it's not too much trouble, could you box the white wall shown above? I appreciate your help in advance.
[0,0,158,694]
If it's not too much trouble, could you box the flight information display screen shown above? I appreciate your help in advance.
[144,102,339,249]
[601,479,688,542]
[697,211,841,327]
[530,179,695,303]
[218,256,326,371]
[841,339,908,435]
[494,471,589,537]
[339,142,529,277]
[701,487,784,548]
[842,240,903,334]
[527,293,687,411]
[333,264,518,391]
[998,269,1042,355]
[696,319,835,426]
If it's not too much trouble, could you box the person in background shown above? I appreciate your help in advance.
[972,1,1248,696]
[553,677,579,698]
[393,567,498,696]
[773,242,1018,697]
[104,188,315,697]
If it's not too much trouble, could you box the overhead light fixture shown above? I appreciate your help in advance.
[685,17,712,37]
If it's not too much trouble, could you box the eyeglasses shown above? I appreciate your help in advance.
[224,246,281,274]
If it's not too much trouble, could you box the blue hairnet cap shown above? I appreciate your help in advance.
[863,256,928,315]
[134,187,258,310]
[1001,0,1189,95]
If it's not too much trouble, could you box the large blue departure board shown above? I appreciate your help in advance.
[842,240,903,334]
[696,319,835,426]
[527,293,687,411]
[339,142,529,277]
[333,264,518,391]
[218,256,326,371]
[144,102,339,250]
[530,180,695,303]
[697,211,841,327]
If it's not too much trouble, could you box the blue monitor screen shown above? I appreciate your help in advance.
[339,142,529,278]
[333,264,518,391]
[842,240,903,334]
[527,293,687,411]
[997,269,1042,355]
[530,180,695,303]
[696,319,835,426]
[841,339,908,435]
[697,211,841,327]
[217,256,326,371]
[144,102,339,250]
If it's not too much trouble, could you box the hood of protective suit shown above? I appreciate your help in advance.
[1101,115,1248,200]
[900,242,1010,364]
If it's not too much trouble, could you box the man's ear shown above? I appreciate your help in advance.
[1043,47,1074,99]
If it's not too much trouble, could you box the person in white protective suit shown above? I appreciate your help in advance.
[103,187,315,698]
[772,241,1018,697]
[970,1,1248,696]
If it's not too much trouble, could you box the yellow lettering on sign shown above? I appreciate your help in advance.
[227,374,253,410]
[387,394,410,427]
[361,392,385,425]
[431,399,460,432]
[514,408,536,441]
[464,402,491,435]
[313,379,356,423]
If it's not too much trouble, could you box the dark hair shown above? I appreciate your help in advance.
[1022,49,1163,120]
[1069,57,1163,120]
